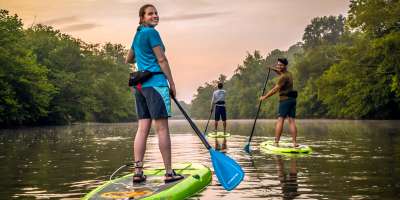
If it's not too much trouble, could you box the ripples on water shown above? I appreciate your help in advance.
[0,120,399,199]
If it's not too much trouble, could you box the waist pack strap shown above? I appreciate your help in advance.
[215,101,225,105]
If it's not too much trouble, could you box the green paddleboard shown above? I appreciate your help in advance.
[82,163,211,200]
[206,131,231,138]
[260,141,312,154]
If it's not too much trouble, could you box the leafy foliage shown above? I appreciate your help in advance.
[0,10,136,126]
[191,1,400,119]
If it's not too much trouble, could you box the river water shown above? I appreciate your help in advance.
[0,120,399,199]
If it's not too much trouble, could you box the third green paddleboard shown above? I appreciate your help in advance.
[260,141,312,154]
[206,131,231,138]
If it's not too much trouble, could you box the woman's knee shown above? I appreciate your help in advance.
[154,118,169,133]
[137,119,151,133]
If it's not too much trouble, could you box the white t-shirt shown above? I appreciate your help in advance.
[211,89,226,106]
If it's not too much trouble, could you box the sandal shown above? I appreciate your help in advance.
[164,170,184,183]
[132,161,147,183]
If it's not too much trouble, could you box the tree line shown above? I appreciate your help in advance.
[191,0,400,119]
[1,0,399,127]
[0,9,136,127]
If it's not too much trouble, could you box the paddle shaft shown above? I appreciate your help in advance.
[172,96,212,150]
[247,68,271,144]
[204,106,213,133]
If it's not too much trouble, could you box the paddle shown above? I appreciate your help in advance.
[172,96,244,191]
[204,106,214,134]
[244,67,271,153]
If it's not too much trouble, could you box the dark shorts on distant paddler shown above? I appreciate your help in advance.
[215,105,227,121]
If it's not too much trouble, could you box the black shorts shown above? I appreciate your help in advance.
[215,105,227,121]
[135,87,171,119]
[278,98,296,118]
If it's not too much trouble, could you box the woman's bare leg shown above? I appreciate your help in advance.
[134,119,152,174]
[154,118,172,173]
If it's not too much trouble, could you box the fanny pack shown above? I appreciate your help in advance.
[280,90,298,98]
[128,71,163,86]
[215,101,225,105]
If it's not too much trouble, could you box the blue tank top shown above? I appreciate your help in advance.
[131,25,168,87]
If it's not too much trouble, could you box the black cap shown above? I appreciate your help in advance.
[278,58,288,66]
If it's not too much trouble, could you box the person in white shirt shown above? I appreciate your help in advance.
[211,82,227,133]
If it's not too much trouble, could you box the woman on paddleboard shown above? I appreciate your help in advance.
[125,4,183,183]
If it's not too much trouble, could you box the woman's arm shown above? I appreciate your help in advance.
[125,49,135,64]
[152,46,176,97]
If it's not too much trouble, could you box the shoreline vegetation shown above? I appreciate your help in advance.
[1,9,136,127]
[1,0,399,127]
[190,0,399,120]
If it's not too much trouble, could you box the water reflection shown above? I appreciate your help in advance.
[0,120,399,199]
[212,137,228,153]
[274,155,299,200]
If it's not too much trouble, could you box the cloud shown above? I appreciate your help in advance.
[39,16,98,32]
[61,23,99,32]
[162,12,229,22]
[40,16,79,25]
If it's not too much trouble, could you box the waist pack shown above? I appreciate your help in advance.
[215,101,225,105]
[280,90,298,98]
[128,71,163,86]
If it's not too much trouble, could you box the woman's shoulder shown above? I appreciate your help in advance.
[141,26,159,34]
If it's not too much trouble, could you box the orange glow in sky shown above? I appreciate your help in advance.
[1,0,350,102]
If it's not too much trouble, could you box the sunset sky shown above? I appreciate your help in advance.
[1,0,350,102]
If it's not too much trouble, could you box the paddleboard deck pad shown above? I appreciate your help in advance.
[82,163,211,200]
[260,141,312,154]
[206,132,231,138]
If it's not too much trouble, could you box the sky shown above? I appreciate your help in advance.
[1,0,350,102]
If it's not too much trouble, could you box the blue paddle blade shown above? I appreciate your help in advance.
[210,148,244,191]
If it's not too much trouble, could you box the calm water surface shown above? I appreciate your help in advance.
[1,120,399,199]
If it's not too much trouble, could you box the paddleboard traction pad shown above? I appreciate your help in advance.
[82,163,211,200]
[260,141,312,154]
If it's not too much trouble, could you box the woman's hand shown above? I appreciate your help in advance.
[259,95,267,101]
[169,83,176,97]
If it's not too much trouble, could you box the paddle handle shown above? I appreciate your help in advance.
[204,106,213,133]
[247,68,271,143]
[172,96,212,150]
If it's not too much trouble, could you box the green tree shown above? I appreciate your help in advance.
[318,32,400,118]
[294,15,347,117]
[0,10,55,126]
[1,10,137,126]
[348,0,400,38]
[191,83,214,119]
[302,15,345,49]
[315,0,400,119]
[25,25,87,124]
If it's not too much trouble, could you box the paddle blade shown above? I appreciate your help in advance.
[244,143,251,153]
[210,148,244,191]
